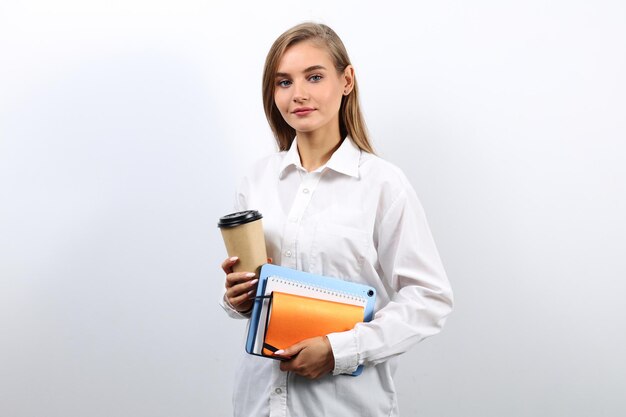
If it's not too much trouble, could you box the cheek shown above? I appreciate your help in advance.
[320,81,344,105]
[321,89,344,112]
[274,92,289,113]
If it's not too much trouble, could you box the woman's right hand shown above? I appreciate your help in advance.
[221,256,258,314]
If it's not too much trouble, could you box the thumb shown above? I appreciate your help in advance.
[274,342,304,358]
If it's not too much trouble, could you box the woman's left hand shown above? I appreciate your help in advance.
[274,336,335,379]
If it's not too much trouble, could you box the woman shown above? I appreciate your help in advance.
[220,22,453,417]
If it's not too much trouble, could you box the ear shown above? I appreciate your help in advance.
[342,65,355,95]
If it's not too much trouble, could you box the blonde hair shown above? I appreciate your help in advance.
[262,22,374,153]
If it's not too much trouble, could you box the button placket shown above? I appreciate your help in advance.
[269,365,287,417]
[281,170,323,269]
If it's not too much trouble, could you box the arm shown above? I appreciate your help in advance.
[326,186,454,375]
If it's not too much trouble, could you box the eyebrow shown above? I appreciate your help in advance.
[275,65,328,78]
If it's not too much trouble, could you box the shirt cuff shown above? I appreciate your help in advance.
[326,329,359,375]
[219,293,252,319]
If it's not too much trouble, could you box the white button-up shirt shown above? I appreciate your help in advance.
[221,137,453,417]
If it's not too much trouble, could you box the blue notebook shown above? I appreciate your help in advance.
[245,264,376,376]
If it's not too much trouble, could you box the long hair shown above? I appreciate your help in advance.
[262,22,374,153]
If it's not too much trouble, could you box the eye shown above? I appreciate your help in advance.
[277,79,292,88]
[309,74,323,82]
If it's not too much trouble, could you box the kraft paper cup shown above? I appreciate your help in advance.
[218,210,267,277]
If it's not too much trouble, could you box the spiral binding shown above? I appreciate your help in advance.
[268,275,366,303]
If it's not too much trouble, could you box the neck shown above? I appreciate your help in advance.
[296,129,343,172]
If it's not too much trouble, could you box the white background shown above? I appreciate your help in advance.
[1,1,625,416]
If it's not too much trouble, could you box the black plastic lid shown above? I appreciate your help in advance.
[217,210,263,228]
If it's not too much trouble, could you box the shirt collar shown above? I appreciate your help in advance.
[278,137,361,179]
[326,137,361,178]
[278,138,304,179]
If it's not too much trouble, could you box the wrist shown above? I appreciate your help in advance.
[324,336,335,369]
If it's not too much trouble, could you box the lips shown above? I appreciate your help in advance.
[292,107,315,116]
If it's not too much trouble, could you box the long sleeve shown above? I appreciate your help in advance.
[326,183,453,375]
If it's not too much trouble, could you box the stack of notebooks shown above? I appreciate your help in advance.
[246,264,376,376]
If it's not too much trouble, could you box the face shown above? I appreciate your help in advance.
[273,41,353,139]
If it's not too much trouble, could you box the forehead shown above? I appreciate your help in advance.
[277,41,334,72]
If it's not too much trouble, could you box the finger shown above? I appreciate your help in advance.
[273,351,292,360]
[279,359,292,372]
[227,278,258,304]
[225,272,257,288]
[226,278,258,298]
[221,256,239,274]
[274,342,304,358]
[228,288,256,308]
[267,257,273,264]
[278,356,307,374]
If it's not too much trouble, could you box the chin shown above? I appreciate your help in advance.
[288,123,318,133]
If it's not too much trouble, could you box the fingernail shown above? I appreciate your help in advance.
[229,256,238,262]
[249,279,258,286]
[245,273,256,278]
[274,350,284,355]
[247,290,255,296]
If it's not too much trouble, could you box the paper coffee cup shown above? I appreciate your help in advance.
[218,210,268,276]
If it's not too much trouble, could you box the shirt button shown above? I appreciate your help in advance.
[302,188,310,194]
[285,250,292,257]
[275,388,282,394]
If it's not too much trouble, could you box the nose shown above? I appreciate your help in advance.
[292,81,308,102]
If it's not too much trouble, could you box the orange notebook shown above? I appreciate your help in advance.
[262,291,365,356]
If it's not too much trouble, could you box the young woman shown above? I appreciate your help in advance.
[220,22,453,417]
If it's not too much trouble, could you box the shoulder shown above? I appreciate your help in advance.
[234,150,289,202]
[252,151,285,175]
[357,151,426,221]
[238,151,285,184]
[358,152,414,194]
